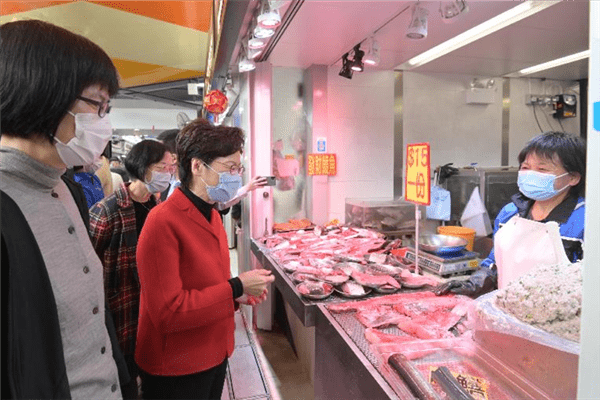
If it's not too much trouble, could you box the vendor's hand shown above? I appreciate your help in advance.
[238,269,274,297]
[434,280,473,296]
[247,176,268,192]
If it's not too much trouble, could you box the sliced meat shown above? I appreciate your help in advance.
[327,291,437,313]
[364,328,415,344]
[355,306,407,328]
[351,271,400,289]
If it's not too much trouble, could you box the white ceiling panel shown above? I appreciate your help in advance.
[265,1,589,80]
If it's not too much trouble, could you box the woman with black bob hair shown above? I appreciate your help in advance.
[135,118,274,399]
[89,139,173,399]
[1,20,127,399]
[436,131,586,298]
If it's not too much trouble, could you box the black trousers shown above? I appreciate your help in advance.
[140,358,228,400]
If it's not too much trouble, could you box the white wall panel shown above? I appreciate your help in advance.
[326,69,395,221]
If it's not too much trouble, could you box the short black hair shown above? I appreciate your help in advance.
[124,140,168,182]
[0,20,119,142]
[156,129,179,154]
[518,131,586,197]
[176,118,244,188]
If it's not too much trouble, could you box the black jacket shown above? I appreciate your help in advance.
[1,175,130,399]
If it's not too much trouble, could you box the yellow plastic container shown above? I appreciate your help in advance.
[437,226,476,251]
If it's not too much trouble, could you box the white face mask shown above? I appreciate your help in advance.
[54,112,112,168]
[145,170,172,194]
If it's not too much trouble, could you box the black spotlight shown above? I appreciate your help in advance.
[351,44,364,72]
[339,53,353,79]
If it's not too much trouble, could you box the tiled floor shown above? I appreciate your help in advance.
[227,249,314,400]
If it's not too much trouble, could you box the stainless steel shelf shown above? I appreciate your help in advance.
[251,239,324,327]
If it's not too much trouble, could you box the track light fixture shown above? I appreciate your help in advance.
[238,44,256,72]
[407,3,428,40]
[363,37,380,66]
[339,53,353,79]
[258,3,281,29]
[248,32,268,49]
[254,25,275,39]
[247,47,263,60]
[351,44,365,72]
[439,0,469,23]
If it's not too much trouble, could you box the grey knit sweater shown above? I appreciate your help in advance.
[0,147,122,399]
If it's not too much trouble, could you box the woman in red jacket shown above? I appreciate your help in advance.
[135,118,274,399]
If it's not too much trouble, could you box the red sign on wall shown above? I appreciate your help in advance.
[307,154,337,176]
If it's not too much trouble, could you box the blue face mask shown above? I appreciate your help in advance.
[202,163,242,203]
[517,170,569,201]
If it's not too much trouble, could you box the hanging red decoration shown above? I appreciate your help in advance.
[203,89,228,115]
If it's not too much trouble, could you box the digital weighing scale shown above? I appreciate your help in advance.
[396,247,480,276]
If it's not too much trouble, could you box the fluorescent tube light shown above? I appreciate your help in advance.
[516,50,590,75]
[402,1,559,69]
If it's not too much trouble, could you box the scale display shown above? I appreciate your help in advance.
[404,248,479,276]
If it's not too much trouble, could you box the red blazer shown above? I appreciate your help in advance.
[135,188,235,376]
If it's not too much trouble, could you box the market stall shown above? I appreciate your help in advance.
[251,223,582,399]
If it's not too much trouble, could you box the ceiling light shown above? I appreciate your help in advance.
[239,55,256,72]
[402,1,559,69]
[258,8,281,29]
[364,37,380,66]
[339,53,353,79]
[351,45,365,72]
[439,0,469,23]
[514,50,590,76]
[248,34,267,50]
[406,3,428,40]
[254,25,275,39]
[248,47,263,60]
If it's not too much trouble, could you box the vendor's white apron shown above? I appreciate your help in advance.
[494,215,570,289]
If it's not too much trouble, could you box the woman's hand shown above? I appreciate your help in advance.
[236,290,268,306]
[238,269,274,297]
[246,176,268,192]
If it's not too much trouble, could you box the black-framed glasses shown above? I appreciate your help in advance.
[77,96,111,118]
[211,160,245,175]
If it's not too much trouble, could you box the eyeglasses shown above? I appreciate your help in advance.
[211,160,245,175]
[77,96,112,118]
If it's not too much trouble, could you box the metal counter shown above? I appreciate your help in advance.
[251,238,337,327]
[250,239,426,327]
[314,304,411,400]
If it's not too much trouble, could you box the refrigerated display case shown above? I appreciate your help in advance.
[345,198,439,238]
[442,166,519,223]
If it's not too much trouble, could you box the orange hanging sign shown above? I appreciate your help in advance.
[307,154,337,176]
[405,143,431,205]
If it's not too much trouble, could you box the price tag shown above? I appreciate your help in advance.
[405,143,431,205]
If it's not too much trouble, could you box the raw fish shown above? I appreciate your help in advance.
[351,271,401,289]
[336,281,369,298]
[327,292,437,313]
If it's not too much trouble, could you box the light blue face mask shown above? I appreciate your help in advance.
[517,170,569,201]
[202,162,242,203]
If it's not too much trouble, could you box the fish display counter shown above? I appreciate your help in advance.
[250,225,442,327]
[252,227,580,399]
[314,289,579,399]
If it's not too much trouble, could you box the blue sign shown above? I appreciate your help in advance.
[317,137,327,153]
[594,101,600,131]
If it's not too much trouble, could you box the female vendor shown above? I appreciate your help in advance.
[436,131,586,298]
